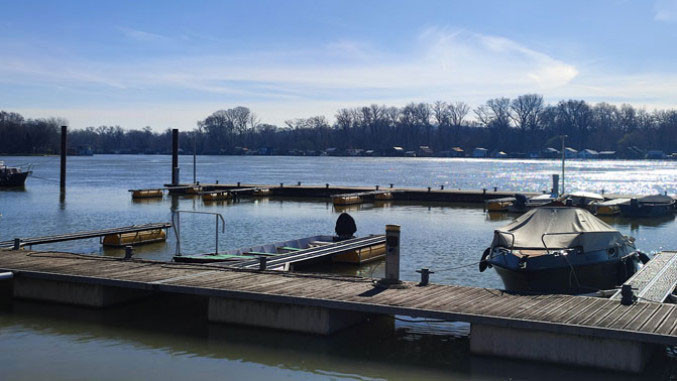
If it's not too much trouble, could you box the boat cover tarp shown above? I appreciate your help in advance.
[492,207,626,251]
[638,194,673,204]
[596,198,630,206]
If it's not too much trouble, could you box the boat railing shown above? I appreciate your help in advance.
[541,232,583,255]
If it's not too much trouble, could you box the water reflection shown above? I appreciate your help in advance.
[598,214,676,230]
[0,298,668,381]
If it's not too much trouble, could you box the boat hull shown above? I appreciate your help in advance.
[620,203,674,217]
[0,171,30,187]
[491,255,640,294]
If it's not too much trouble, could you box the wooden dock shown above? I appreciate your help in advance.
[0,223,172,249]
[163,183,536,203]
[0,248,674,372]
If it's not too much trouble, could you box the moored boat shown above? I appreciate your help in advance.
[479,207,645,294]
[173,234,385,265]
[619,195,675,217]
[592,198,629,216]
[0,161,32,187]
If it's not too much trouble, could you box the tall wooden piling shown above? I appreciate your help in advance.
[171,129,179,185]
[60,126,67,190]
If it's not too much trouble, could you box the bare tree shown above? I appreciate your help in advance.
[448,101,470,126]
[510,94,543,131]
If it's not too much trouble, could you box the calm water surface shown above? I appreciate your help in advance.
[0,155,675,380]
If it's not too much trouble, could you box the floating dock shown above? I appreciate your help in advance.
[0,248,674,373]
[0,223,171,249]
[163,183,538,203]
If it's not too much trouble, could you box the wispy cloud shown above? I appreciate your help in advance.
[654,0,677,21]
[117,26,169,42]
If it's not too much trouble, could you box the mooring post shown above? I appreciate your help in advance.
[124,246,134,259]
[193,136,197,185]
[389,183,393,188]
[440,185,444,190]
[171,128,179,185]
[60,126,67,190]
[13,238,21,250]
[259,256,267,271]
[416,268,433,286]
[383,225,401,284]
[375,185,379,190]
[552,174,560,196]
[297,181,301,186]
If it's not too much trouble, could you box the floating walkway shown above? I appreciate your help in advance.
[0,223,171,249]
[612,251,677,303]
[0,248,674,372]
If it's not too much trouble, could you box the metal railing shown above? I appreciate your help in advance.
[172,210,225,256]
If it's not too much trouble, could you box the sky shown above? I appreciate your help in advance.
[1,0,677,130]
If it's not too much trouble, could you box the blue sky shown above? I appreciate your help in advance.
[2,0,677,130]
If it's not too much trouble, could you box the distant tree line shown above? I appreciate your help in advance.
[2,95,677,157]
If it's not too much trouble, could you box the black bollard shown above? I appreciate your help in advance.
[416,268,434,286]
[259,256,267,270]
[124,246,134,260]
[620,284,636,305]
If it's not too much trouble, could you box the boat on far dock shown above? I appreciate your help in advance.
[0,161,32,187]
[619,195,675,217]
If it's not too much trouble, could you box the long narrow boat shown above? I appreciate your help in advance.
[173,235,385,265]
[479,207,645,294]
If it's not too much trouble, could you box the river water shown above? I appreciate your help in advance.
[0,155,675,380]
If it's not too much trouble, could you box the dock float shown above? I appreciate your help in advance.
[128,188,163,199]
[0,249,674,372]
[0,223,171,249]
[611,251,677,303]
[331,190,395,205]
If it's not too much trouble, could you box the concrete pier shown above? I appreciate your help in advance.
[470,324,659,373]
[0,249,674,373]
[13,276,151,308]
[208,297,368,335]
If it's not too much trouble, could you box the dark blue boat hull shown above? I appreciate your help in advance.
[491,253,640,295]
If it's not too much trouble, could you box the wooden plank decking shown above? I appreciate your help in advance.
[0,249,675,346]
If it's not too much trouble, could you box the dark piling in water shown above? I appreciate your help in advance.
[171,128,179,185]
[60,126,67,190]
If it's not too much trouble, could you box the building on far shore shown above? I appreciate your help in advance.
[577,149,599,159]
[472,147,488,158]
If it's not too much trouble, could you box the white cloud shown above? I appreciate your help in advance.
[654,0,677,21]
[3,26,677,129]
[117,26,169,42]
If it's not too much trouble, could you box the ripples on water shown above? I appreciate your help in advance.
[0,155,676,380]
